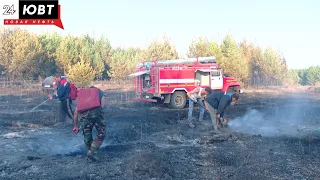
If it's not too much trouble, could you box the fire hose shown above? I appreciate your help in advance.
[29,98,50,112]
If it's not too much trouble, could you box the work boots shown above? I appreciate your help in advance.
[188,122,195,128]
[87,150,98,163]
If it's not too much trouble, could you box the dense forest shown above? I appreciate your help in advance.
[0,28,319,87]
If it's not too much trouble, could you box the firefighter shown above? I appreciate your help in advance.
[49,73,73,122]
[204,91,239,132]
[186,85,212,128]
[72,86,106,163]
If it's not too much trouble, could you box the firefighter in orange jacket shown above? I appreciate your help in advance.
[72,86,106,163]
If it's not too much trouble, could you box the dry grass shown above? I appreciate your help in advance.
[1,80,319,104]
[93,79,134,91]
[0,80,137,127]
[0,79,134,96]
[0,81,42,96]
[244,85,320,94]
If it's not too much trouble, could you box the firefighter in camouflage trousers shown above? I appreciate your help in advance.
[72,86,106,163]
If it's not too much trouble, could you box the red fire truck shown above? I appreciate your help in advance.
[129,56,242,109]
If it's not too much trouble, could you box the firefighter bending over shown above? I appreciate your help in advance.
[186,83,212,128]
[72,86,106,163]
[204,91,239,132]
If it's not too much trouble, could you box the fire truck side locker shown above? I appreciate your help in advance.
[159,66,189,109]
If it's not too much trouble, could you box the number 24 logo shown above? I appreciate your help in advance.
[3,5,16,15]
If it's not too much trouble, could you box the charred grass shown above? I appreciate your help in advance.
[0,84,320,179]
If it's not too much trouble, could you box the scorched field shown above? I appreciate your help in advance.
[0,82,320,180]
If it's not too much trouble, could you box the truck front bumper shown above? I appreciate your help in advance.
[134,92,158,103]
[134,98,157,102]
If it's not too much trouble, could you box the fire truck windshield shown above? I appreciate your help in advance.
[143,74,151,88]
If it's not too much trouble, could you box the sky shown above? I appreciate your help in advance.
[16,0,320,69]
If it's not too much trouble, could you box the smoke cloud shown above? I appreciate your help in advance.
[228,95,320,137]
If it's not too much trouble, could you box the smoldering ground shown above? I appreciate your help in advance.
[229,93,320,137]
[1,90,320,179]
[0,125,88,160]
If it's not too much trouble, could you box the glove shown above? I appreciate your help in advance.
[222,118,228,124]
[216,114,220,119]
[72,127,79,134]
[221,118,229,127]
[49,93,57,100]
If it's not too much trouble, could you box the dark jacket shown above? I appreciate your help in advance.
[205,91,232,117]
[53,78,70,101]
[98,89,104,103]
[94,89,104,112]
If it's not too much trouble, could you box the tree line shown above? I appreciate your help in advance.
[289,66,320,86]
[0,27,318,87]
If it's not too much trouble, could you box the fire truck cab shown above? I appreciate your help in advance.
[129,56,242,109]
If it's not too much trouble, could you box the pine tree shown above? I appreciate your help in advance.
[67,58,96,88]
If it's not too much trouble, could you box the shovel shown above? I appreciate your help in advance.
[29,98,49,112]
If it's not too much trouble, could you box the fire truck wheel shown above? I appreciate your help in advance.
[169,91,187,109]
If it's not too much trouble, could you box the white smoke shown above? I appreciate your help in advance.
[228,108,320,137]
[2,127,86,156]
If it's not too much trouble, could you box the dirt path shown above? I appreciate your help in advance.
[1,90,320,179]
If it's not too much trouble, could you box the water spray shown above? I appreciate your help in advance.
[29,98,50,112]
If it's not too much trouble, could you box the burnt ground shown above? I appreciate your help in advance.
[1,87,320,180]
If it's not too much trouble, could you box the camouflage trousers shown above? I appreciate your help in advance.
[79,108,106,154]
